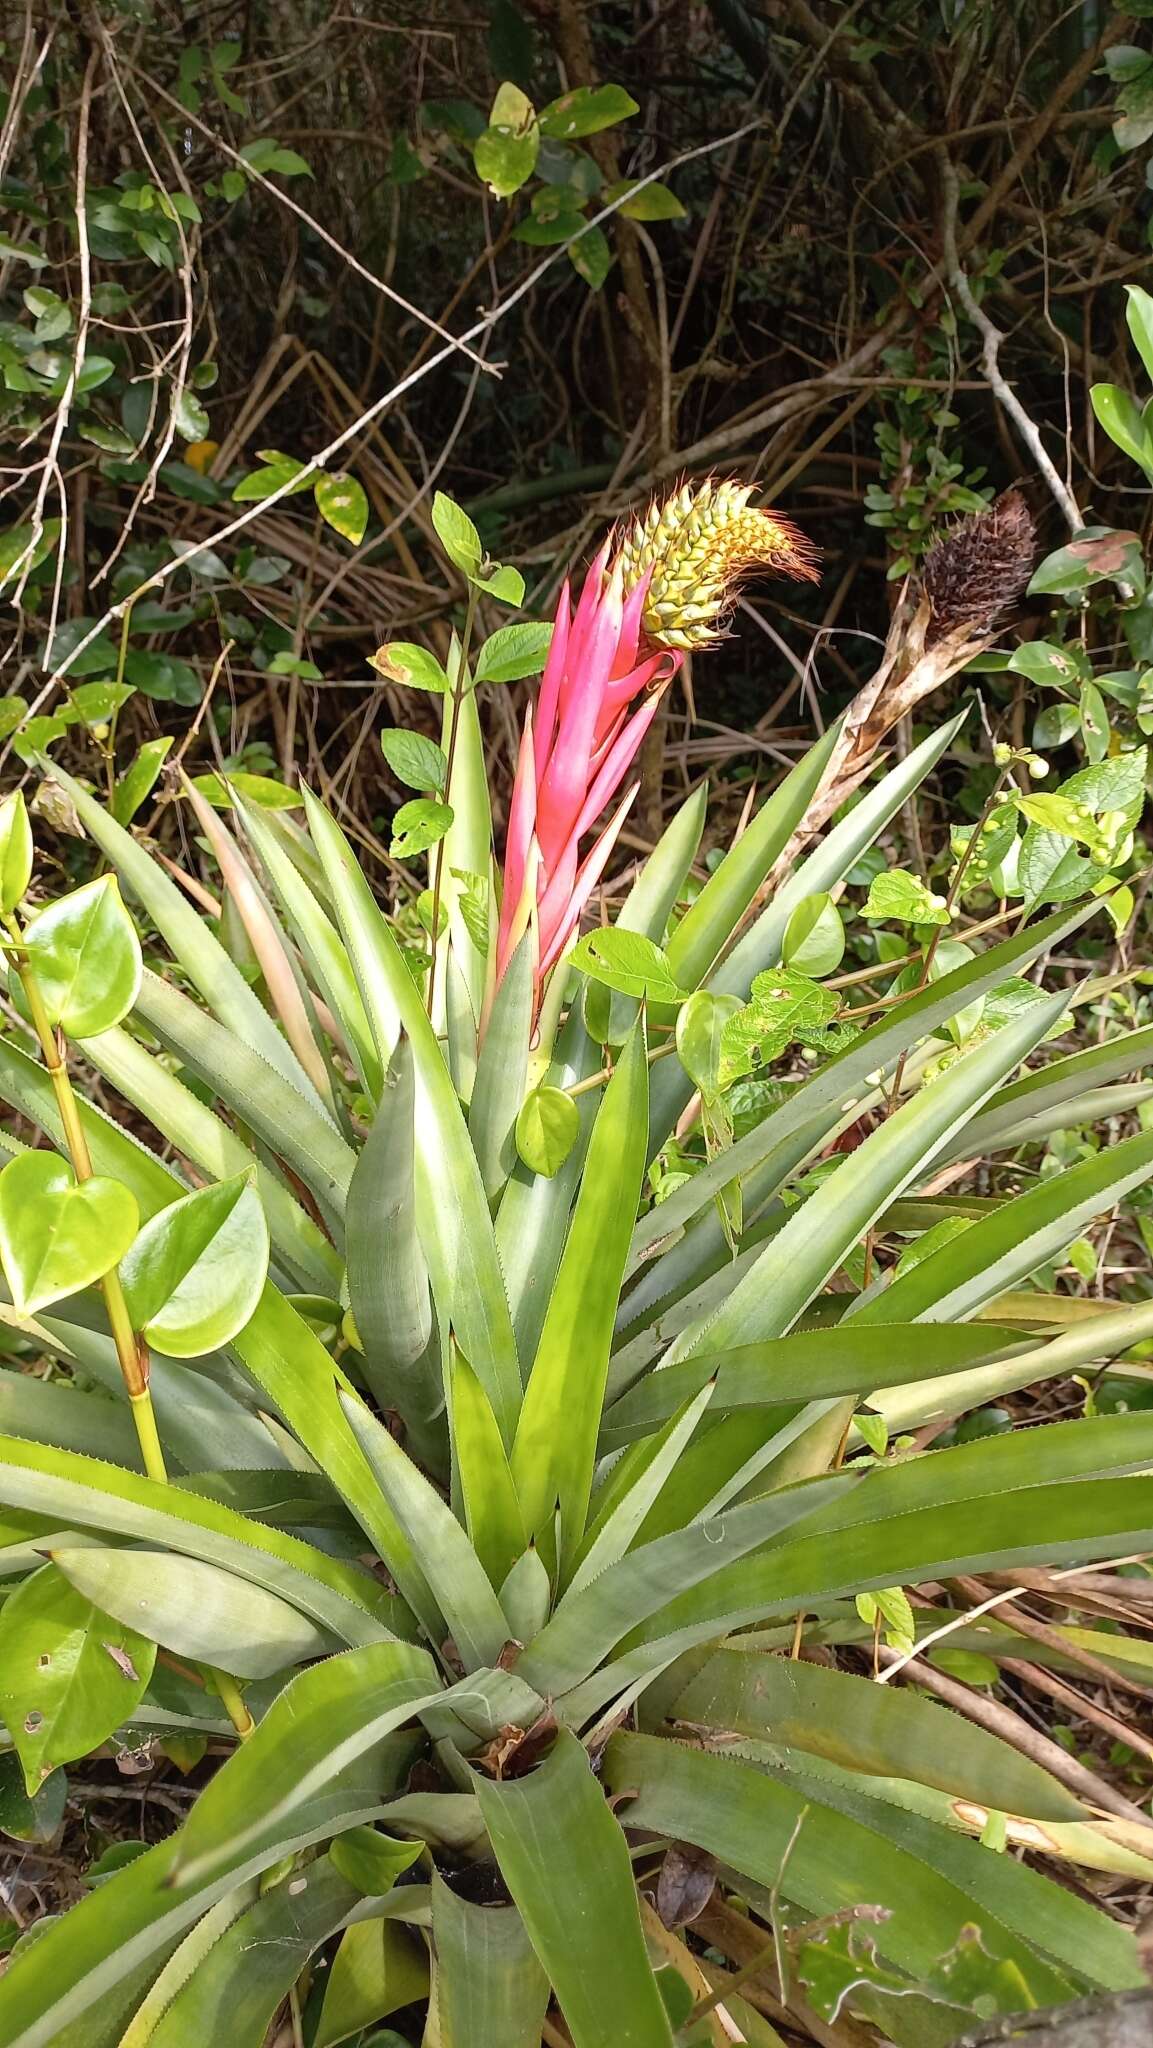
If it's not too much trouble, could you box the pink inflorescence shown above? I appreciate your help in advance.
[494,540,678,1004]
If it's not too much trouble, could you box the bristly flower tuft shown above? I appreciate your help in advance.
[614,478,820,651]
[921,489,1036,647]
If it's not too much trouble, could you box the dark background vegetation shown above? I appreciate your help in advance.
[4,0,1152,877]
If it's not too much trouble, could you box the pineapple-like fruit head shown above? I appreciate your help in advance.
[614,478,820,652]
[921,489,1036,649]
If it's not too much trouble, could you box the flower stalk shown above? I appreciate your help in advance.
[494,479,818,1022]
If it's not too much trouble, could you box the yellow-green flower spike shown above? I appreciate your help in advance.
[614,478,819,651]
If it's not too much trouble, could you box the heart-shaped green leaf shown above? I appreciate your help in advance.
[0,1152,139,1313]
[515,1084,579,1177]
[22,875,142,1036]
[675,990,743,1103]
[120,1173,269,1356]
[781,890,847,975]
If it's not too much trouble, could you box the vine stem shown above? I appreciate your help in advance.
[7,917,253,1741]
[212,1670,255,1740]
[7,923,165,1479]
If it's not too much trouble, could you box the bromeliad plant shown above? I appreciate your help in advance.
[3,484,1153,2048]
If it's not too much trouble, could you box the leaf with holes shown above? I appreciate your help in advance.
[0,1564,155,1793]
[863,870,951,927]
[718,969,842,1087]
[474,84,540,200]
[570,930,686,1002]
[390,799,454,861]
[0,1153,139,1314]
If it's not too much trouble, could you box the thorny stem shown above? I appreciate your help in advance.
[425,587,478,1021]
[8,917,253,1742]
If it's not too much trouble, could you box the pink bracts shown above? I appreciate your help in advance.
[494,543,677,1005]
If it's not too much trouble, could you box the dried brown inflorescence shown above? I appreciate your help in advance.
[921,488,1037,647]
[759,490,1038,895]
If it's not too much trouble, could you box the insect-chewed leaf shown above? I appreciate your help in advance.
[718,968,842,1087]
[390,798,453,860]
[474,85,540,200]
[0,1152,139,1313]
[570,929,686,1002]
[863,869,951,927]
[119,1174,269,1357]
[21,875,142,1036]
[0,1563,155,1793]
